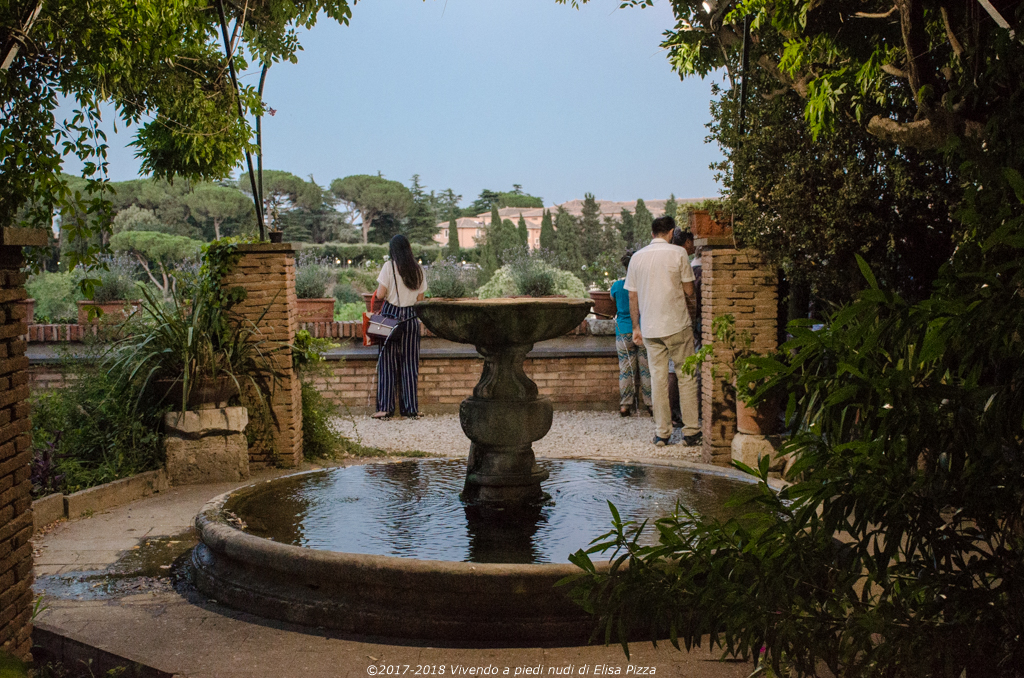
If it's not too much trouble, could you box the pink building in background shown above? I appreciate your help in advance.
[432,198,710,250]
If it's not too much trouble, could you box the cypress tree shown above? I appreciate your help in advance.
[496,218,521,265]
[539,210,555,251]
[664,193,678,221]
[446,216,460,258]
[603,215,626,257]
[554,207,583,272]
[618,208,634,245]
[579,193,603,264]
[517,214,529,247]
[633,199,654,248]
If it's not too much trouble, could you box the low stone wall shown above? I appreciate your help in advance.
[313,353,619,414]
[23,319,592,343]
[28,336,621,415]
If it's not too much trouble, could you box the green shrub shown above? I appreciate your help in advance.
[476,257,587,299]
[30,357,167,494]
[333,282,362,304]
[295,254,334,299]
[26,270,83,322]
[566,246,1024,678]
[301,382,341,460]
[425,257,470,298]
[336,267,380,293]
[334,301,364,322]
[92,255,140,302]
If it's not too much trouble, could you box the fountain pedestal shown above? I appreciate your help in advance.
[416,298,593,505]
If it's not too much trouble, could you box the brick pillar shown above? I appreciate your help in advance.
[698,239,777,466]
[220,243,302,467]
[0,228,47,660]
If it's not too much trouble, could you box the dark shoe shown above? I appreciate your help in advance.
[682,432,703,447]
[653,436,671,447]
[619,407,631,417]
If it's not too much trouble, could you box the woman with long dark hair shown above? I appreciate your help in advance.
[371,234,427,419]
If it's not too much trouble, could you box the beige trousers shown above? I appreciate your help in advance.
[646,327,700,439]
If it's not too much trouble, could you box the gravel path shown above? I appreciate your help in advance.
[333,410,703,463]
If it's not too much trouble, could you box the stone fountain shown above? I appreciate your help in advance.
[414,297,593,505]
[188,296,755,642]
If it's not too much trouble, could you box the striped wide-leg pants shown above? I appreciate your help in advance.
[375,301,421,416]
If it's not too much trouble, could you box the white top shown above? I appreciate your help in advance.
[624,239,695,339]
[377,260,427,307]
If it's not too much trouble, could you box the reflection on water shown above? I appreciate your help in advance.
[230,459,750,564]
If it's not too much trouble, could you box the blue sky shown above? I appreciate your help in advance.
[68,0,725,207]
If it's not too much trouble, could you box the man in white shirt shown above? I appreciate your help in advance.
[624,216,701,447]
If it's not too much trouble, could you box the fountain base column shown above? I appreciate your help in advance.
[460,396,552,505]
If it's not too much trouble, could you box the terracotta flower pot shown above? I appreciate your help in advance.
[77,300,142,325]
[296,298,335,323]
[588,290,616,318]
[362,292,381,313]
[688,210,733,238]
[736,393,783,435]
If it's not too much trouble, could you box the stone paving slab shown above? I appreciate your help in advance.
[32,456,757,678]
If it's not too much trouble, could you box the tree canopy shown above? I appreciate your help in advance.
[467,186,543,215]
[2,0,353,277]
[109,230,202,298]
[184,184,255,240]
[330,175,413,244]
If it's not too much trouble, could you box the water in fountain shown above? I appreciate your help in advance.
[227,459,751,564]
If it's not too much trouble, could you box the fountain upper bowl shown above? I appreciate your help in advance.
[415,297,593,347]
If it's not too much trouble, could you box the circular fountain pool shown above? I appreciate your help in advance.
[191,458,755,643]
[229,459,746,564]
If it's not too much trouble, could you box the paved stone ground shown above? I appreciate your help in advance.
[333,411,705,462]
[32,415,750,678]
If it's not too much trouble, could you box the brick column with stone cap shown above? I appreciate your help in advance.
[697,238,778,466]
[0,227,48,660]
[219,243,303,467]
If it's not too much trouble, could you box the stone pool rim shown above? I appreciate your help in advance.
[191,457,777,643]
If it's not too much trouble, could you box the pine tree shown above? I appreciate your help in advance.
[404,174,439,244]
[579,193,603,264]
[539,210,555,251]
[664,193,678,221]
[633,199,654,247]
[554,207,583,272]
[517,214,529,247]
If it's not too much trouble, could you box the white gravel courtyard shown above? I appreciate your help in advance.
[332,410,703,463]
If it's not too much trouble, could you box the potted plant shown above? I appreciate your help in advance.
[295,254,336,322]
[580,254,624,318]
[106,246,284,412]
[77,255,142,324]
[678,314,785,435]
[476,253,588,300]
[686,200,732,239]
[425,257,471,299]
